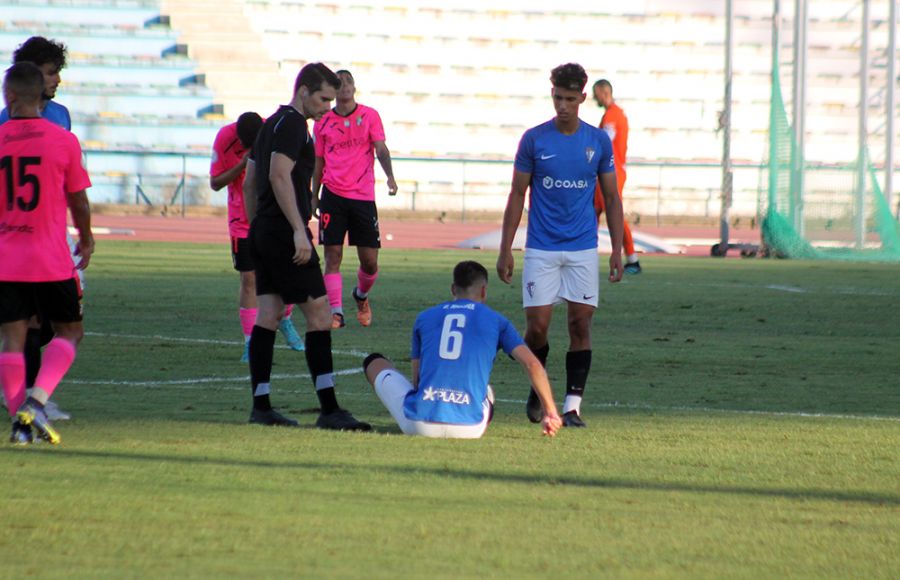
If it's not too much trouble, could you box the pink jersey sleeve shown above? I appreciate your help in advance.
[210,124,233,176]
[368,107,386,143]
[313,116,326,157]
[64,133,91,193]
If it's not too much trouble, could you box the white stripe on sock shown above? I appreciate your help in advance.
[315,373,335,390]
[254,382,271,397]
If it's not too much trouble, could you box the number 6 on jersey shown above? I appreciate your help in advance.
[438,314,466,360]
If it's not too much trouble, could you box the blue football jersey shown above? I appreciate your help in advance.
[514,119,614,251]
[0,100,71,130]
[405,299,525,425]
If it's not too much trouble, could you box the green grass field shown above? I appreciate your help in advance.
[2,241,898,578]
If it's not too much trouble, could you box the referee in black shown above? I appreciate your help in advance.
[242,62,370,430]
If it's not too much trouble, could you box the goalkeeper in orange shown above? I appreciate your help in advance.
[593,79,641,274]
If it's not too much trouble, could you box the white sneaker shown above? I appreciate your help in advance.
[44,400,71,421]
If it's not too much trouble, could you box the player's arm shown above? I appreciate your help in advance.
[243,159,257,223]
[210,153,248,191]
[373,140,398,196]
[496,168,531,284]
[270,151,312,265]
[599,171,624,282]
[411,358,420,390]
[510,344,562,436]
[67,189,94,270]
[312,155,324,218]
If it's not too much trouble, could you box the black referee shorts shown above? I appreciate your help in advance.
[249,217,326,304]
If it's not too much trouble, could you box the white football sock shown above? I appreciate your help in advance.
[563,395,582,415]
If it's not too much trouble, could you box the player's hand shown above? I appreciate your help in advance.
[608,254,623,283]
[387,176,398,196]
[542,412,562,437]
[292,230,312,265]
[75,236,95,270]
[496,251,515,284]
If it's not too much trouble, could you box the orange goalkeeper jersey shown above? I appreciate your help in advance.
[600,101,628,188]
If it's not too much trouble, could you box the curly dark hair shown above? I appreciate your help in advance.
[550,63,587,92]
[12,36,67,69]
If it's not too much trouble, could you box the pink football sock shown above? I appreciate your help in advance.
[32,338,76,400]
[283,304,294,319]
[324,273,343,310]
[356,268,378,296]
[0,352,26,417]
[239,308,257,338]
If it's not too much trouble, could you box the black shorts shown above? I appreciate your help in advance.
[318,186,381,248]
[0,278,83,324]
[249,217,326,304]
[231,236,254,272]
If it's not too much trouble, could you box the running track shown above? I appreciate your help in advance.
[89,214,759,257]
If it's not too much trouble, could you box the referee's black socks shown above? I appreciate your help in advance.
[248,325,276,411]
[305,330,339,414]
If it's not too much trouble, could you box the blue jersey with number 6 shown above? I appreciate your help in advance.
[406,299,524,425]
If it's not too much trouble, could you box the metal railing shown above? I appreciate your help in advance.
[82,148,900,224]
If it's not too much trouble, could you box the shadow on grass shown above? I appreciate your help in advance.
[2,447,897,507]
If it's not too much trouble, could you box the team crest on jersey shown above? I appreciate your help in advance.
[585,147,595,163]
[356,116,363,126]
[422,386,471,405]
[344,120,350,127]
[526,281,535,298]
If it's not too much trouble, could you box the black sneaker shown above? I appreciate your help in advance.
[248,408,299,427]
[315,409,372,432]
[10,420,34,445]
[624,261,642,275]
[525,389,542,423]
[562,410,587,428]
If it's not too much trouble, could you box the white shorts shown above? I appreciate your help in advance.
[522,247,599,308]
[373,369,491,439]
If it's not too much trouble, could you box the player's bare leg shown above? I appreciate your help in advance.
[562,302,595,427]
[523,305,553,423]
[323,245,345,329]
[352,246,378,327]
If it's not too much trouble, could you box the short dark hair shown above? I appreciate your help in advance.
[550,63,588,92]
[236,111,263,148]
[453,261,488,290]
[12,36,67,70]
[593,79,612,92]
[335,69,354,80]
[4,62,45,104]
[294,62,341,95]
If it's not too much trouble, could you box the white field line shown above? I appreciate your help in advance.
[77,332,898,423]
[659,280,896,297]
[67,367,364,388]
[495,399,900,422]
[83,331,370,358]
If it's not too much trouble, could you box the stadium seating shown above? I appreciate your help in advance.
[1,0,896,219]
[0,0,221,205]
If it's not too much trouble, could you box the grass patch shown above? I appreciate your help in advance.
[1,241,897,577]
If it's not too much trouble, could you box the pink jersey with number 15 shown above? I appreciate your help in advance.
[0,118,91,282]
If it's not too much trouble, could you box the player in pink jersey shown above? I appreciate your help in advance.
[312,70,397,329]
[0,62,93,445]
[210,112,305,361]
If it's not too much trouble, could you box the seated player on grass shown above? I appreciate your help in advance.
[363,261,562,439]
